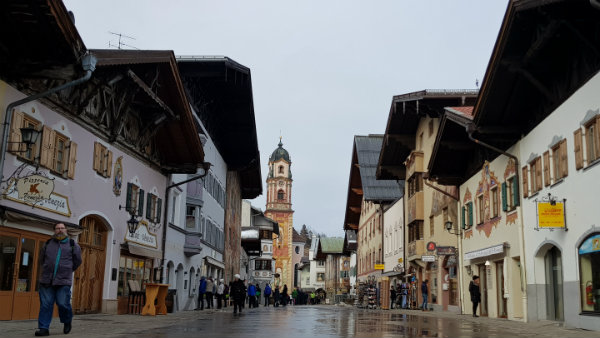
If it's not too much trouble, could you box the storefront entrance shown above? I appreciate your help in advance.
[0,228,50,320]
[72,216,107,314]
[545,246,563,321]
[478,264,488,316]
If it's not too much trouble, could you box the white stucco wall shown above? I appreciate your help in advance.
[518,72,600,331]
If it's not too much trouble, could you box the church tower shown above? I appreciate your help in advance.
[264,138,294,289]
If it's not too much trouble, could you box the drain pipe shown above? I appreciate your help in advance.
[159,163,212,283]
[0,54,97,182]
[466,122,528,321]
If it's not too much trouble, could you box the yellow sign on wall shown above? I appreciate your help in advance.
[374,264,385,270]
[537,202,565,228]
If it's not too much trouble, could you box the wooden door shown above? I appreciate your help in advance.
[72,216,106,314]
[0,233,19,320]
[0,230,47,320]
[11,236,39,320]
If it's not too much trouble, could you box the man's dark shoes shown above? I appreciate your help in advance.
[35,328,49,336]
[64,322,72,334]
[473,314,479,317]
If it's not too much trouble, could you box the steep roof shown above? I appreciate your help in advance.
[343,135,404,231]
[319,237,344,254]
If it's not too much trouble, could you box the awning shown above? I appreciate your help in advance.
[126,242,163,259]
[204,256,225,269]
[464,243,505,261]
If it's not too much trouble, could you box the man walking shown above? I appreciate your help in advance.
[469,275,481,317]
[421,279,429,311]
[35,223,82,336]
[216,279,225,309]
[231,274,246,314]
[205,277,215,309]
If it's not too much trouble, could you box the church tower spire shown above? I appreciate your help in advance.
[265,138,294,289]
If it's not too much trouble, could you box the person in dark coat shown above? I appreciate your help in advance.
[36,223,82,337]
[421,280,429,311]
[274,286,280,307]
[197,276,207,310]
[390,285,397,309]
[231,274,246,314]
[282,284,289,306]
[469,275,481,317]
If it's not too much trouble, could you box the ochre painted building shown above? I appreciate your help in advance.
[264,139,294,289]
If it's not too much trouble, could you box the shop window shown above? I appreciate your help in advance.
[117,255,154,297]
[579,233,600,313]
[93,142,112,178]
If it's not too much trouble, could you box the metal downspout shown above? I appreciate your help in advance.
[466,123,528,321]
[0,54,97,182]
[160,165,211,283]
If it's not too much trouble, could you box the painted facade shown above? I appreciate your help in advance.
[458,156,526,320]
[405,116,460,312]
[264,140,294,289]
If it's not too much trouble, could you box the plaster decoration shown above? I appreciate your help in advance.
[113,156,123,196]
[476,217,502,238]
[503,158,516,180]
[463,188,472,204]
[580,108,599,126]
[506,211,518,225]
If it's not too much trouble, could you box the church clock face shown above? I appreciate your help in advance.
[278,180,284,186]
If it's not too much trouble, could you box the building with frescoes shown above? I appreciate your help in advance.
[0,1,204,319]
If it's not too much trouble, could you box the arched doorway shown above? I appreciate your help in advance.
[545,246,563,321]
[72,215,108,314]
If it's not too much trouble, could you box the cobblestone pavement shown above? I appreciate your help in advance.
[1,304,597,338]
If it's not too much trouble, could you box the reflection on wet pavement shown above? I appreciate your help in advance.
[129,306,543,338]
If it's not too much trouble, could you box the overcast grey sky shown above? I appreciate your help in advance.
[63,0,508,237]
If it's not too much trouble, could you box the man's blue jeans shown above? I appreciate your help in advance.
[38,285,73,329]
[422,293,428,310]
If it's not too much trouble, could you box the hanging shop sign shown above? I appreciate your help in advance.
[125,221,158,248]
[464,243,504,260]
[421,255,436,262]
[436,246,456,255]
[3,174,71,217]
[374,264,385,270]
[535,193,566,230]
[579,234,600,255]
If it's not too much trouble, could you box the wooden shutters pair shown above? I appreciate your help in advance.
[461,202,473,229]
[125,183,144,216]
[145,192,163,223]
[10,112,77,179]
[93,142,113,178]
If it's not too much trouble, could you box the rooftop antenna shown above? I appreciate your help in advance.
[108,31,139,50]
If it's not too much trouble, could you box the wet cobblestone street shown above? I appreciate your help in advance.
[3,305,597,338]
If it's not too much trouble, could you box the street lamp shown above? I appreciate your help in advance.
[7,127,41,152]
[126,212,139,235]
[445,220,461,235]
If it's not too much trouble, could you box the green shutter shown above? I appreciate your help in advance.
[156,198,162,223]
[501,182,507,211]
[146,192,152,220]
[512,178,520,207]
[137,189,144,217]
[468,202,473,226]
[461,206,466,229]
[126,183,133,212]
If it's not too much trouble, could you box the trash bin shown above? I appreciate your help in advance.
[166,289,177,313]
